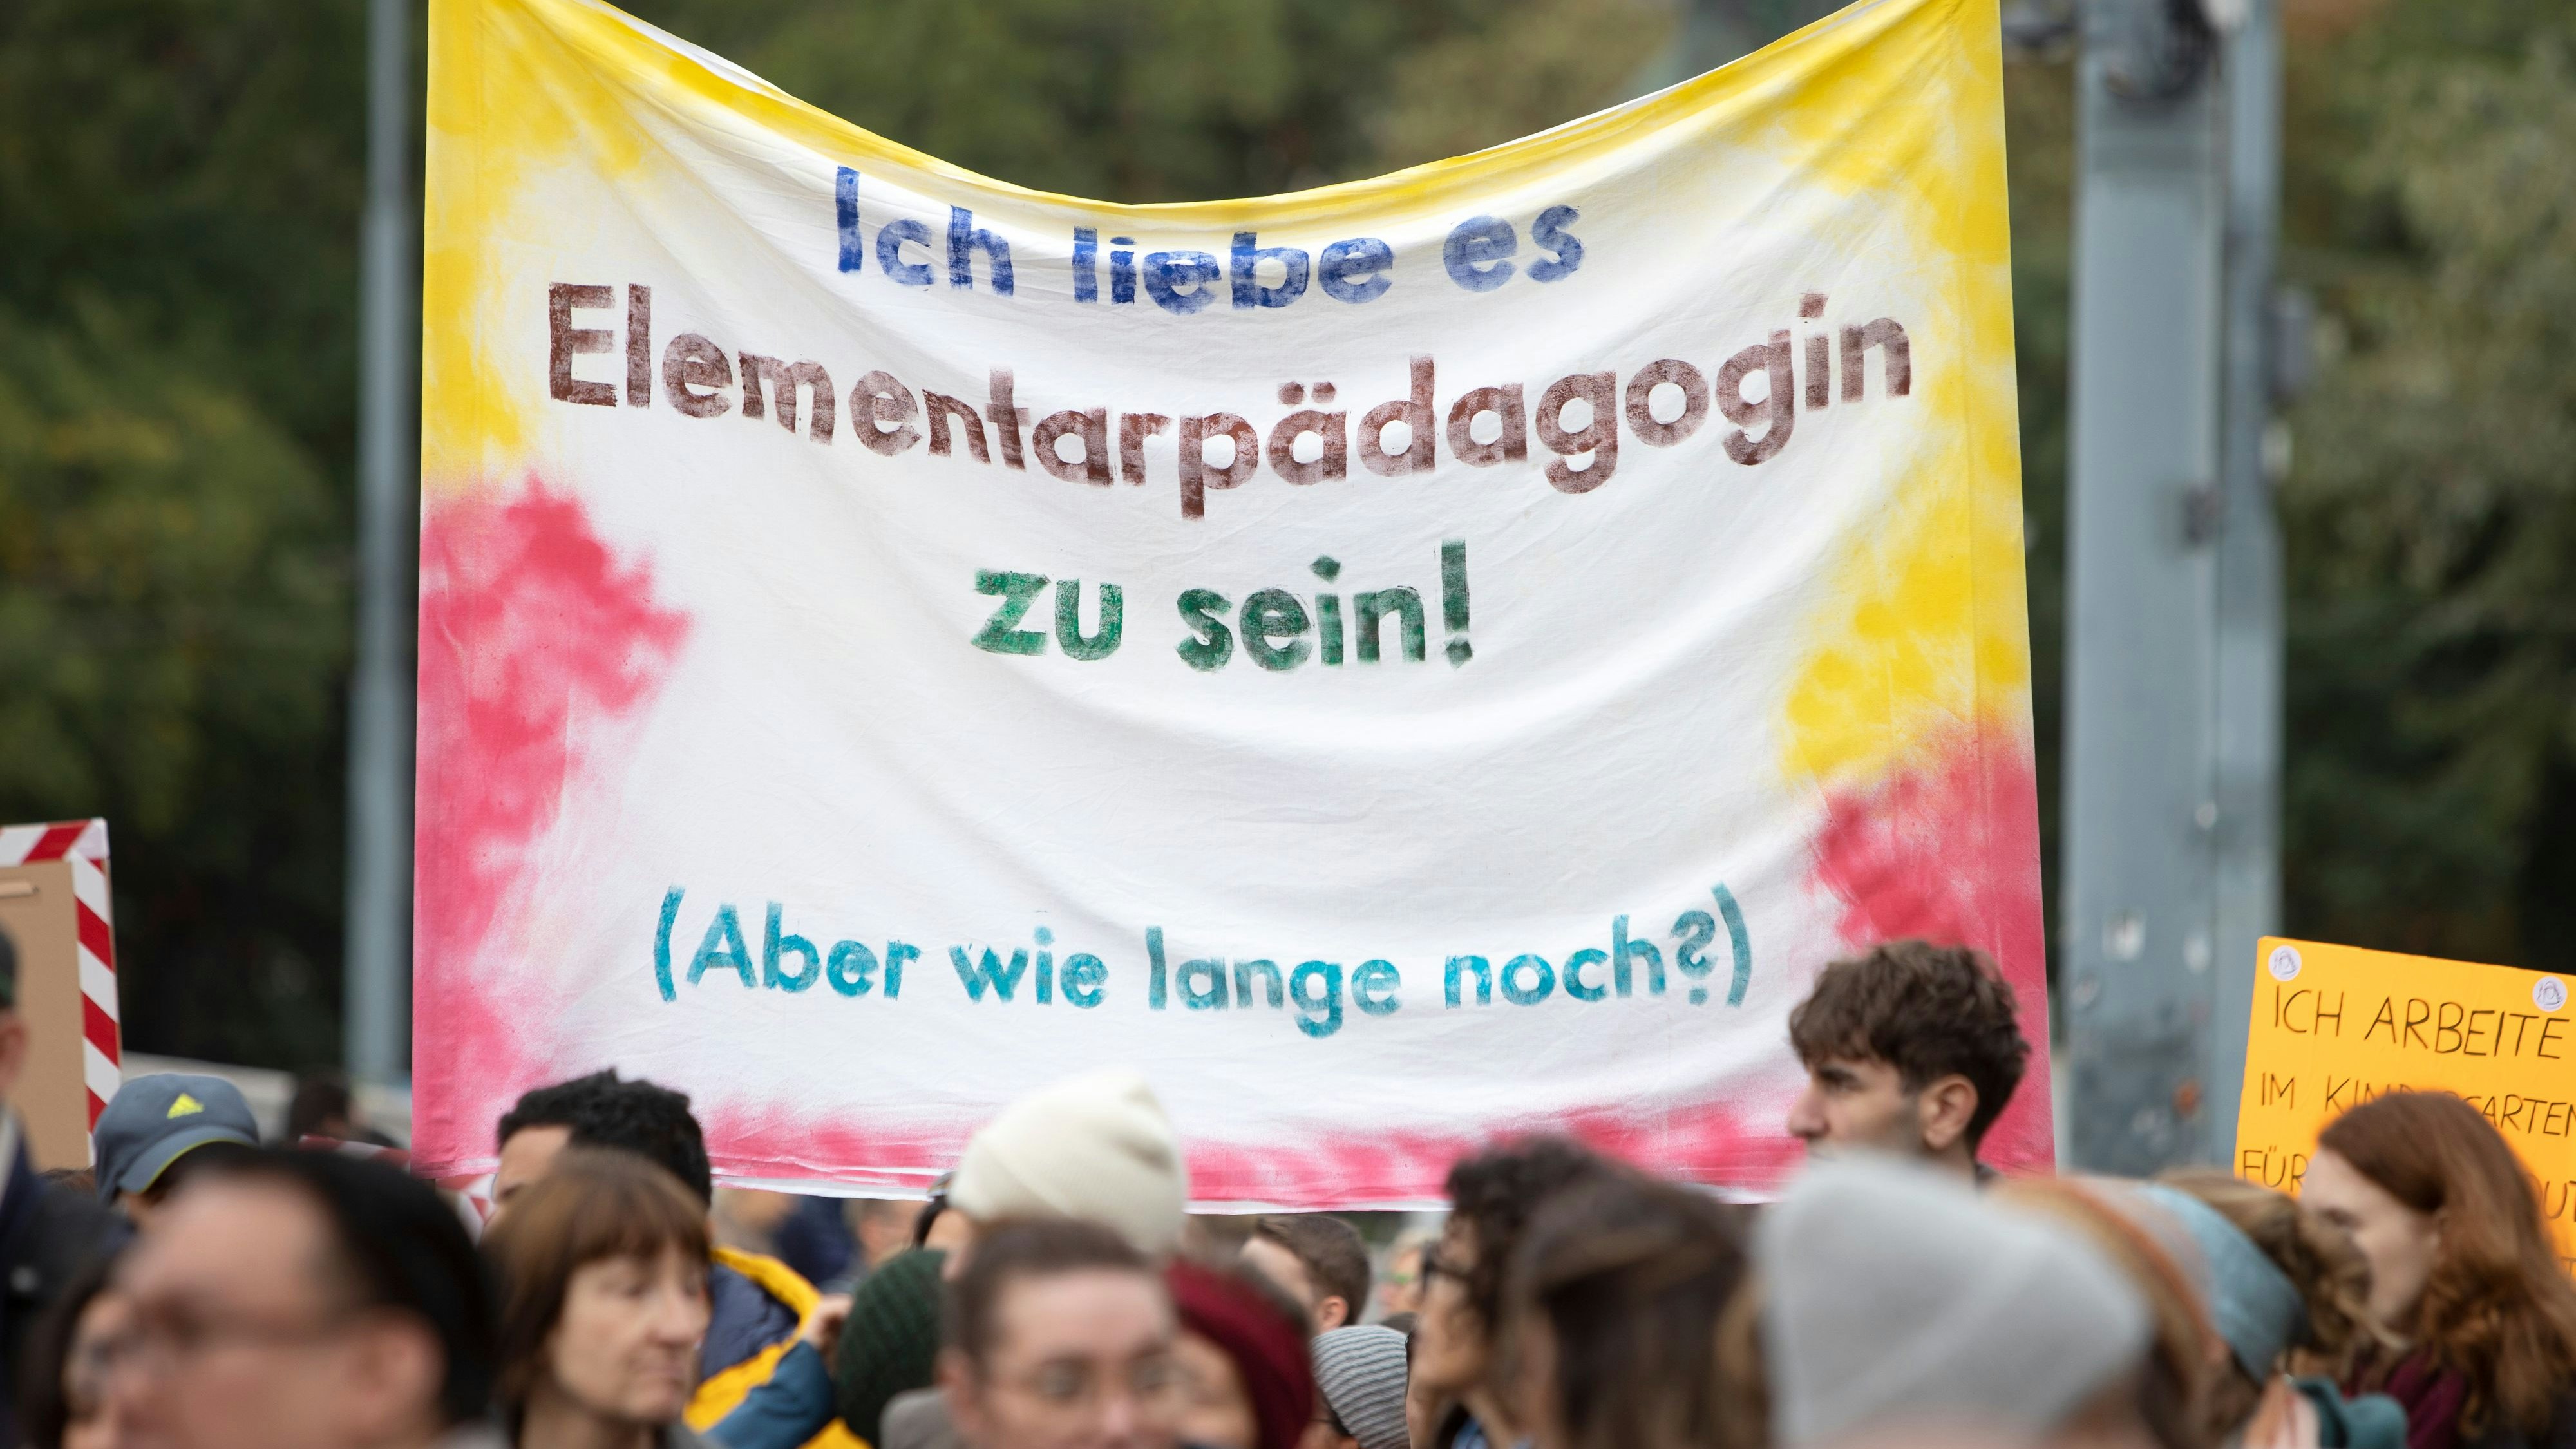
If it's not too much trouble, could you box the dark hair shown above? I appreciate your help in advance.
[947,1217,1159,1368]
[0,921,17,1009]
[1442,1137,1614,1328]
[482,1148,713,1413]
[286,1071,356,1143]
[1251,1215,1370,1323]
[914,1179,951,1248]
[1786,939,2029,1149]
[199,1148,497,1427]
[19,1248,120,1449]
[146,1139,260,1206]
[2321,1092,2576,1437]
[1504,1170,1753,1449]
[495,1070,711,1203]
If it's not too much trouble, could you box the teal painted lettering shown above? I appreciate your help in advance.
[1234,958,1284,1008]
[1148,926,1170,1009]
[973,571,1050,654]
[1672,910,1716,978]
[1446,954,1492,1007]
[1353,959,1401,1016]
[1062,952,1107,1008]
[688,905,756,989]
[1612,914,1664,996]
[1563,947,1609,1001]
[1180,958,1228,1010]
[827,940,878,997]
[1291,960,1345,1038]
[1714,884,1753,1006]
[950,945,1030,1001]
[764,903,820,992]
[1671,909,1717,1006]
[1502,953,1555,1006]
[1175,590,1233,671]
[654,886,684,1001]
[885,942,917,998]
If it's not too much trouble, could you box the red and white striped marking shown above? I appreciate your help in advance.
[0,819,120,1129]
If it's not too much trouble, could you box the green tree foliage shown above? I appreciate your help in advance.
[0,2,363,1067]
[622,0,1669,198]
[2277,1,2576,967]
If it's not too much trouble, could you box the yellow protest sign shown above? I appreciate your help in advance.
[2235,936,2576,1264]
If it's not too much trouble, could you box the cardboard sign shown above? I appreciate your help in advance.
[2235,936,2576,1262]
[410,0,2050,1205]
[0,819,122,1170]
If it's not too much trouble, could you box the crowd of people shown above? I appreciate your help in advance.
[4,925,2575,1449]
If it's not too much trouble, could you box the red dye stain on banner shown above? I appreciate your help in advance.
[1808,729,2051,1170]
[413,481,690,1151]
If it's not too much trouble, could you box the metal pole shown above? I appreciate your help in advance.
[347,0,418,1086]
[2204,0,2284,1165]
[2060,0,2228,1173]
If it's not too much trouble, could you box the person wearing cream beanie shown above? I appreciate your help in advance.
[945,1066,1189,1259]
[1758,1155,2155,1447]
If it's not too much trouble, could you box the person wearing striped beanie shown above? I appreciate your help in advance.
[1310,1327,1409,1449]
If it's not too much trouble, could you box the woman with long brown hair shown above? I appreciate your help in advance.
[2304,1091,2576,1449]
[2150,1169,2404,1448]
[482,1148,717,1449]
[1499,1166,1753,1449]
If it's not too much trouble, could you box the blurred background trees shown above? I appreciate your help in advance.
[0,0,2565,1070]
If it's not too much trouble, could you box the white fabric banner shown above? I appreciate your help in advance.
[412,0,2050,1205]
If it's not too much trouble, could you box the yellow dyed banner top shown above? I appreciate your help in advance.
[2238,937,2576,1264]
[410,0,2047,1206]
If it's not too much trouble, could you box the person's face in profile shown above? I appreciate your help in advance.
[1408,1220,1487,1397]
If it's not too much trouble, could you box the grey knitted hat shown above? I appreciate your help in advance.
[1758,1156,2154,1446]
[1312,1326,1409,1449]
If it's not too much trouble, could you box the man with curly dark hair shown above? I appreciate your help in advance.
[1783,938,2031,1181]
[1409,1137,1611,1449]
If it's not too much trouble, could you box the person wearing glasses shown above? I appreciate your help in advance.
[100,1148,499,1449]
[937,1218,1183,1449]
[1407,1140,1613,1449]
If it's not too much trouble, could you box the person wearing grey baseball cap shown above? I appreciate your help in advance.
[91,1071,260,1224]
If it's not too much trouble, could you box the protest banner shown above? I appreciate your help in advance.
[0,819,122,1170]
[410,0,2047,1205]
[2235,936,2576,1264]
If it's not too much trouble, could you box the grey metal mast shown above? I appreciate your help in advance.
[346,0,419,1086]
[2062,0,2283,1171]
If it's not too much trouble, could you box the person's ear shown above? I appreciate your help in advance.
[0,1013,28,1103]
[938,1347,985,1438]
[1917,1074,1980,1155]
[344,1316,444,1441]
[1316,1295,1350,1332]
